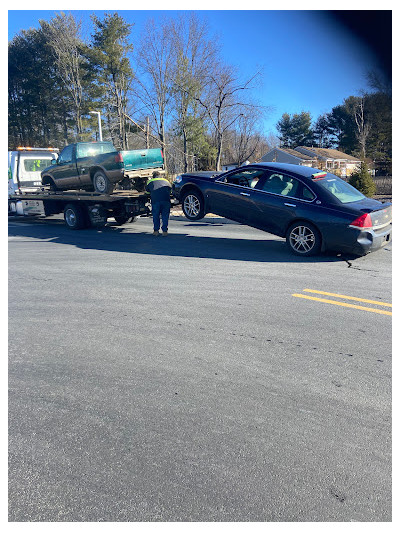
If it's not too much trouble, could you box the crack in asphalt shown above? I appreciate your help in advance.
[344,259,379,272]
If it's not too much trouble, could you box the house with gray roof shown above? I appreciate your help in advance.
[261,146,361,177]
[295,147,361,177]
[261,147,317,167]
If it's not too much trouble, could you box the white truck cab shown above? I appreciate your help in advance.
[8,147,59,195]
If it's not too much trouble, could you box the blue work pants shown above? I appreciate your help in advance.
[152,200,171,232]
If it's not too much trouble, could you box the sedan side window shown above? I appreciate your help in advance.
[262,173,297,196]
[58,145,74,164]
[261,173,316,201]
[290,181,316,201]
[220,169,266,188]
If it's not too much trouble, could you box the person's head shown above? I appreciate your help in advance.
[152,171,160,179]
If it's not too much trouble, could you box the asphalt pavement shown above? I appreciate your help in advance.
[8,214,392,522]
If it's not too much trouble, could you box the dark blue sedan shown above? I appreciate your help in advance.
[172,162,392,256]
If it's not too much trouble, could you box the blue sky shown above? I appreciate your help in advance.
[8,8,389,135]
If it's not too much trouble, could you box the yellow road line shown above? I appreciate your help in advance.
[292,294,392,316]
[303,289,392,307]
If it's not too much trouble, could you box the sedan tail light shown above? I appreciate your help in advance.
[115,153,124,163]
[349,213,373,228]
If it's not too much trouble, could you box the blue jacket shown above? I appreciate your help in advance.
[145,177,171,203]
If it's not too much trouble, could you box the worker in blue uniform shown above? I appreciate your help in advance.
[146,171,172,236]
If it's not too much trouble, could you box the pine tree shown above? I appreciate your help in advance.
[90,12,134,149]
[276,111,313,148]
[349,161,376,197]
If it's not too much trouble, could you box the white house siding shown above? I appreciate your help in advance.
[295,146,360,177]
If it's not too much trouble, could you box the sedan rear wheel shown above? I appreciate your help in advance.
[286,222,321,256]
[181,190,205,220]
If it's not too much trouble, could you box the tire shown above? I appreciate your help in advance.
[181,189,205,220]
[286,221,322,256]
[49,179,58,192]
[93,170,114,194]
[113,215,129,225]
[42,177,58,191]
[64,203,87,230]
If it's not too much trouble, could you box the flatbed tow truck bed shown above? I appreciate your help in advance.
[8,188,151,229]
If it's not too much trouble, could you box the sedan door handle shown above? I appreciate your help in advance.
[284,202,296,207]
[240,192,250,196]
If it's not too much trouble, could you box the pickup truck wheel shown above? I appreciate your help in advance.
[64,203,87,230]
[113,214,129,225]
[49,179,58,192]
[181,190,205,220]
[93,171,114,195]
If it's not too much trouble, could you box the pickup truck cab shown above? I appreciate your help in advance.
[41,141,164,194]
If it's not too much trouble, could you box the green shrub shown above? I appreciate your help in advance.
[349,162,376,197]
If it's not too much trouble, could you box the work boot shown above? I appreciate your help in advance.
[153,230,159,236]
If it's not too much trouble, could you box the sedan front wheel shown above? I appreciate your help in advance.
[286,221,321,256]
[181,190,205,220]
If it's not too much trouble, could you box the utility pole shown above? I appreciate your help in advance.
[146,116,150,149]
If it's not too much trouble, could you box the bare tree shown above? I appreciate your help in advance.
[354,96,371,159]
[41,13,86,139]
[195,64,264,170]
[225,112,266,165]
[134,18,175,172]
[169,13,218,172]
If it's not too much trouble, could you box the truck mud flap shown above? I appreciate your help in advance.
[88,204,107,227]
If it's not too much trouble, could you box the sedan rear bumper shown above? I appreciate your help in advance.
[333,225,392,255]
[356,226,392,253]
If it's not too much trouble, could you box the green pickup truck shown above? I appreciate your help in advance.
[41,141,164,194]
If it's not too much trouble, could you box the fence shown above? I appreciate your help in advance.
[373,176,392,195]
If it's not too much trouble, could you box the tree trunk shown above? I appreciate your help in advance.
[216,131,223,171]
[183,126,188,173]
[160,122,168,174]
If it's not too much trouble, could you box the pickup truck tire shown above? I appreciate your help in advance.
[49,179,58,192]
[181,189,205,220]
[113,214,129,225]
[93,170,114,195]
[64,203,87,230]
[42,176,58,191]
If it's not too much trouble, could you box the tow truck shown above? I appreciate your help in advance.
[8,146,151,229]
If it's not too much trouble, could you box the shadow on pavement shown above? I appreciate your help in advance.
[8,216,351,264]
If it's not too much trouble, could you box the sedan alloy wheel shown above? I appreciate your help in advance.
[287,222,321,256]
[182,191,205,220]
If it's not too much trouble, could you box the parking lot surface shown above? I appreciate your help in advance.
[8,214,392,521]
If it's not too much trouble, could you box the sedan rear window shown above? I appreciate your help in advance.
[317,176,366,204]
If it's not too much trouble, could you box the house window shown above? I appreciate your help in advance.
[326,161,333,169]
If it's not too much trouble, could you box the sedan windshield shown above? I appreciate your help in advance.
[317,176,366,204]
